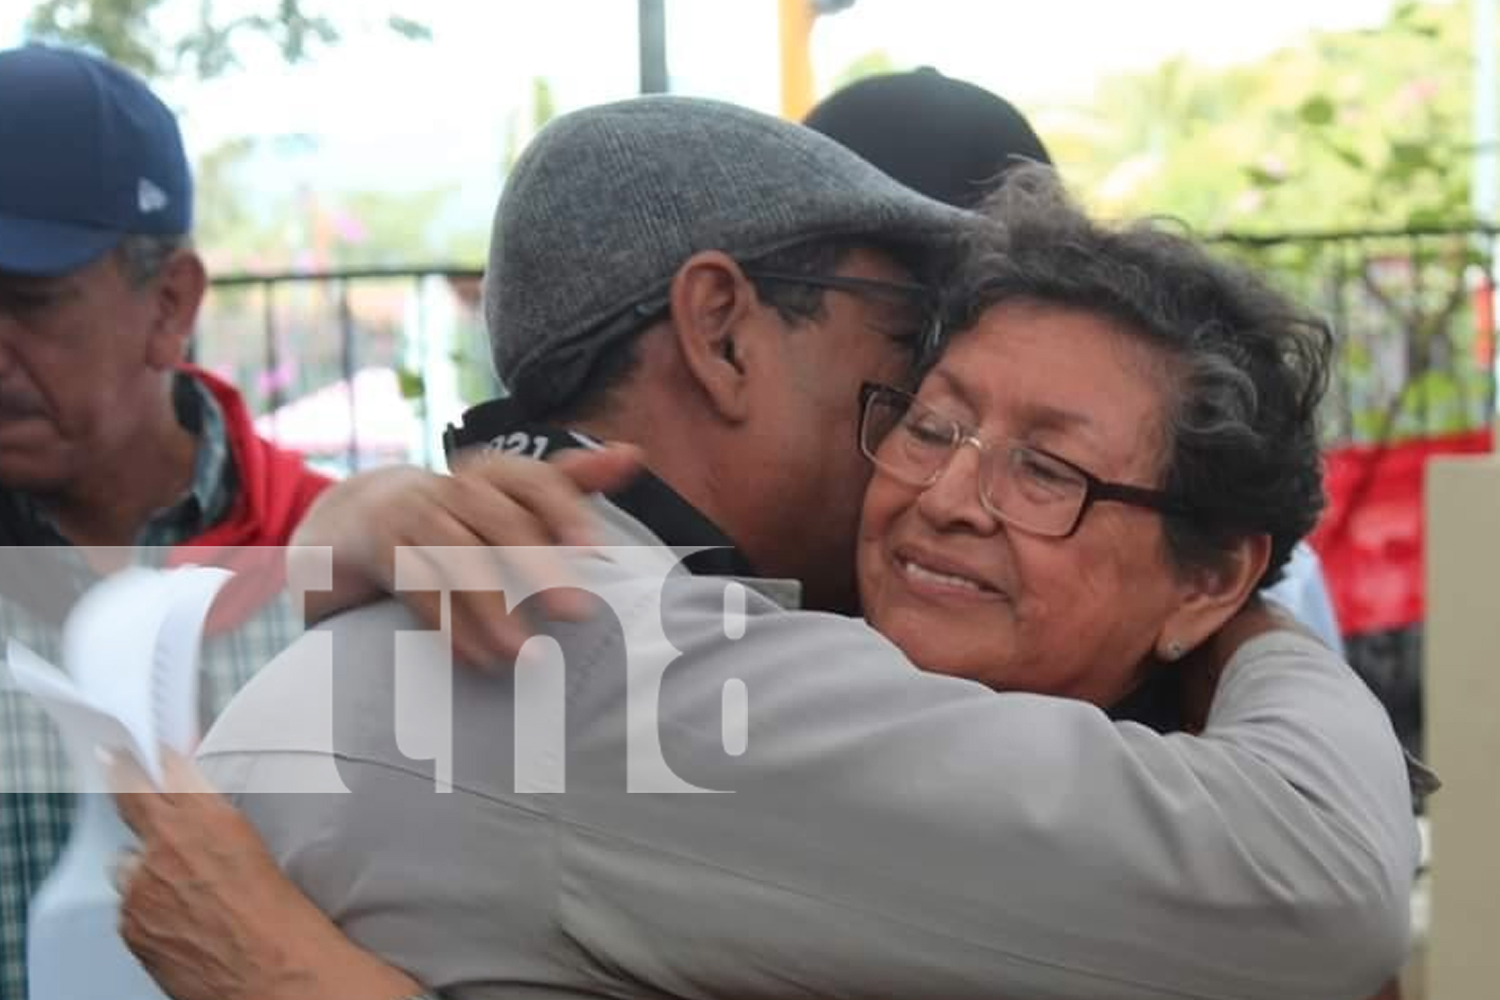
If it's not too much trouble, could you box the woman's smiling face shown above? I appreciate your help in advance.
[856,298,1199,706]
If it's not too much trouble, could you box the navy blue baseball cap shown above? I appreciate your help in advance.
[0,45,192,276]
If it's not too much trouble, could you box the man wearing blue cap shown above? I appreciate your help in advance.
[0,44,333,997]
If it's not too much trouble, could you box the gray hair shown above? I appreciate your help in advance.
[939,166,1331,587]
[114,233,192,286]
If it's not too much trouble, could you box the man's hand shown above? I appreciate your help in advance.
[111,749,424,1000]
[288,444,642,665]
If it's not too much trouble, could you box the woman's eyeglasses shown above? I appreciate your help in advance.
[858,382,1188,538]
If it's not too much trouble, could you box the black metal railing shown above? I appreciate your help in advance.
[197,266,487,477]
[1209,226,1498,448]
[200,227,1499,470]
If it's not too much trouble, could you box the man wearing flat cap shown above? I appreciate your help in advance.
[104,94,1419,1000]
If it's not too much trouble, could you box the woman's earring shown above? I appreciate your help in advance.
[1162,640,1185,662]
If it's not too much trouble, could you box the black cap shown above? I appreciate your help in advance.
[804,67,1051,210]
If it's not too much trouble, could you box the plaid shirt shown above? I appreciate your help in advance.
[0,374,307,999]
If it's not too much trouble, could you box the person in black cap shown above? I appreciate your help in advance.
[0,44,333,999]
[804,67,1052,209]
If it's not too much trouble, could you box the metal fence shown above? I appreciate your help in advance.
[1210,225,1499,448]
[199,227,1499,476]
[1210,226,1497,755]
[196,266,488,478]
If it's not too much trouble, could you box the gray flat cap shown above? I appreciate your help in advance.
[484,95,974,415]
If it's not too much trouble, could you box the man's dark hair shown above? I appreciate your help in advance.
[541,237,935,424]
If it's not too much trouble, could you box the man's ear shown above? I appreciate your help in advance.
[143,249,207,370]
[1154,532,1273,660]
[666,250,763,423]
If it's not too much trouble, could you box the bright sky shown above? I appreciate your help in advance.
[8,0,1407,199]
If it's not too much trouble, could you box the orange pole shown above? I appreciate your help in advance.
[778,0,815,120]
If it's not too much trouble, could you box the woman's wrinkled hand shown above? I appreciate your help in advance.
[110,748,423,1000]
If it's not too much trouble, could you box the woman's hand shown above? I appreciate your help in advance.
[111,749,424,1000]
[288,444,642,665]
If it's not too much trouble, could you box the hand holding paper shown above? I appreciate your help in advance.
[3,565,232,1000]
[4,565,232,786]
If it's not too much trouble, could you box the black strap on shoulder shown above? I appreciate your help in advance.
[444,399,754,579]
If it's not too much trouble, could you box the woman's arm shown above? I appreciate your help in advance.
[111,751,427,1000]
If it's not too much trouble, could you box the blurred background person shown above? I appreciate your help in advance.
[0,44,332,1000]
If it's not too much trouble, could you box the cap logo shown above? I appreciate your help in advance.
[137,178,169,214]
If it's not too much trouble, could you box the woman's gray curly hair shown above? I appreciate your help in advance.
[935,165,1332,587]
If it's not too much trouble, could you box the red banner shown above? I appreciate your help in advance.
[1311,427,1494,635]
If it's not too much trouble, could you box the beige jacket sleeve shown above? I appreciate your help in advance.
[544,598,1417,1000]
[201,583,1416,1000]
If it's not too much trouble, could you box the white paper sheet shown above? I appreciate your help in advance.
[3,565,232,784]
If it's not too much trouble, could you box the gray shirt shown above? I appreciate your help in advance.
[199,497,1417,1000]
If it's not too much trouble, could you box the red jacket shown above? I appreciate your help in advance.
[166,366,334,633]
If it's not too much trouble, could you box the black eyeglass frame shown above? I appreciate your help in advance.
[741,269,944,356]
[858,382,1191,538]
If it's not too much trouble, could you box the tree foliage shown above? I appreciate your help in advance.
[1056,0,1472,234]
[502,76,561,173]
[25,0,429,80]
[828,48,895,94]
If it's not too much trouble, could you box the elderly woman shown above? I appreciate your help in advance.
[112,169,1413,1000]
[857,169,1329,727]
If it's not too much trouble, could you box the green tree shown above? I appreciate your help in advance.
[324,186,467,268]
[828,48,897,93]
[193,137,266,253]
[502,76,562,172]
[1054,1,1490,447]
[25,0,429,81]
[1239,1,1470,232]
[1063,0,1472,233]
